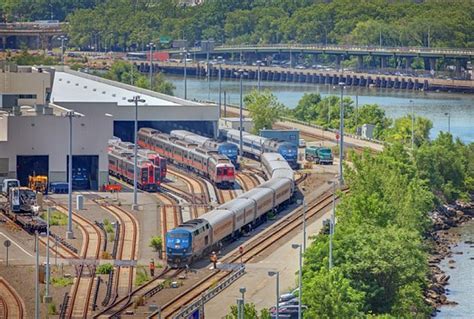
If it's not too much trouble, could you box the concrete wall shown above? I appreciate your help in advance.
[0,68,52,106]
[0,112,112,185]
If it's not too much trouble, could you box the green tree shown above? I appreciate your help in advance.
[347,104,392,139]
[386,115,432,147]
[244,89,284,134]
[292,93,321,122]
[303,267,365,318]
[225,302,270,319]
[149,236,163,257]
[415,132,473,202]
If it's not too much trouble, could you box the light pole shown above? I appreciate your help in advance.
[338,82,345,186]
[444,112,451,133]
[327,180,337,269]
[147,42,155,89]
[410,99,415,150]
[181,48,188,100]
[236,298,244,319]
[216,61,223,137]
[58,35,68,64]
[297,199,307,252]
[268,271,280,319]
[239,287,246,319]
[257,63,261,91]
[128,96,146,210]
[35,231,39,319]
[235,69,247,159]
[291,243,303,319]
[43,207,52,303]
[64,110,82,239]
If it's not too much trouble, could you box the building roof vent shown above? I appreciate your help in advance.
[93,88,97,91]
[67,80,70,83]
[43,107,53,115]
[102,91,106,94]
[84,85,87,89]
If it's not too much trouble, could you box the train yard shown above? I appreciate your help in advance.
[0,120,344,318]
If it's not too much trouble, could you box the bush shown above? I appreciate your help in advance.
[135,267,150,286]
[149,236,163,253]
[40,210,67,226]
[51,277,73,287]
[48,303,57,315]
[96,263,113,274]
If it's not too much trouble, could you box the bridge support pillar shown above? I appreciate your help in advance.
[357,56,364,71]
[380,56,387,70]
[405,57,413,72]
[335,55,342,71]
[1,36,6,49]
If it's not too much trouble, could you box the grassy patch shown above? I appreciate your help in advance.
[40,210,68,226]
[96,263,113,274]
[51,277,74,287]
[134,266,150,286]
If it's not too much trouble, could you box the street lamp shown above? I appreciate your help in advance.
[291,243,303,319]
[234,69,248,159]
[297,199,307,252]
[338,82,345,186]
[327,179,338,269]
[63,110,83,239]
[410,100,415,150]
[216,59,222,138]
[239,287,246,319]
[127,96,146,210]
[147,42,155,89]
[268,271,280,319]
[43,207,52,304]
[57,35,68,64]
[257,63,261,91]
[180,48,188,100]
[444,112,451,133]
[236,298,244,319]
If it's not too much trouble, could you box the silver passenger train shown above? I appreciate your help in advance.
[137,127,235,187]
[166,153,294,268]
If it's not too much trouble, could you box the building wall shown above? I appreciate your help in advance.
[0,68,52,106]
[0,112,112,186]
[219,117,254,132]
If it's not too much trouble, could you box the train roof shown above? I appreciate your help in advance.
[219,197,254,211]
[139,127,160,135]
[262,152,286,162]
[200,209,234,225]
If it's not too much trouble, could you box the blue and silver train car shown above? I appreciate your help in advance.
[166,152,294,268]
[170,130,239,167]
[220,128,299,169]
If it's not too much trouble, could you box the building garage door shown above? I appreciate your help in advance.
[16,155,49,187]
[67,155,99,191]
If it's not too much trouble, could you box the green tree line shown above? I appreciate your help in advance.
[301,133,473,317]
[2,0,472,50]
[98,60,175,95]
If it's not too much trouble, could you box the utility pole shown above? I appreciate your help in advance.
[338,82,345,185]
[148,42,155,89]
[128,96,146,210]
[35,231,39,319]
[410,100,415,150]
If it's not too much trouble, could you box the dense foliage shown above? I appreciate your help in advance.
[301,133,474,317]
[290,92,431,142]
[101,60,175,95]
[225,302,271,319]
[244,90,284,134]
[2,0,472,50]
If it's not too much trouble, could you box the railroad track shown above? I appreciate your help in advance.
[0,277,25,319]
[155,193,182,240]
[50,203,103,319]
[92,268,183,318]
[97,204,139,305]
[152,187,349,318]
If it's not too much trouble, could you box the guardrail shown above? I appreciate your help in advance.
[50,232,79,254]
[95,221,108,252]
[58,292,69,319]
[101,270,115,307]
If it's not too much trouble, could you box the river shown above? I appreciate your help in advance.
[164,75,474,143]
[438,220,474,318]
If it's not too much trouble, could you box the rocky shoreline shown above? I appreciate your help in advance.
[426,200,474,315]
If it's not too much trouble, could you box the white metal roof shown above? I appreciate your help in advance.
[51,71,184,106]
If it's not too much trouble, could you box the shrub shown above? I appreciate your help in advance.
[96,263,113,274]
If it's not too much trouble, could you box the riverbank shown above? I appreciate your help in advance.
[427,200,474,316]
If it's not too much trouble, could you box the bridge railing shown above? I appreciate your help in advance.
[0,22,65,30]
[214,43,474,55]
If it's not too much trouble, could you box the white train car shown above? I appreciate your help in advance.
[166,152,295,268]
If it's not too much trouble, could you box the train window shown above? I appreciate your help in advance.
[142,168,148,179]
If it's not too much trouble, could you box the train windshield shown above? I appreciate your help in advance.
[167,232,190,248]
